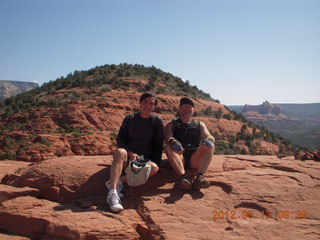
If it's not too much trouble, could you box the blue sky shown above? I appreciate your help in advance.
[1,0,319,105]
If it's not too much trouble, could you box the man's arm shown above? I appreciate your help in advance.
[164,121,174,144]
[151,117,165,167]
[116,115,131,151]
[165,120,184,154]
[117,115,141,161]
[200,121,215,142]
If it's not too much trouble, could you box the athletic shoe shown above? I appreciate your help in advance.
[105,179,124,198]
[178,174,192,191]
[192,174,210,190]
[107,191,123,213]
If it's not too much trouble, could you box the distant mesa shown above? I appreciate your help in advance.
[242,101,282,115]
[0,80,39,101]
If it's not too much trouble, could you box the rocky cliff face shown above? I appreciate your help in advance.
[0,80,39,101]
[0,155,319,239]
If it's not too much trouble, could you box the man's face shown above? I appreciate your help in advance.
[179,104,194,118]
[140,97,156,116]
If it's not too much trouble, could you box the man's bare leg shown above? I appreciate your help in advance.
[107,148,128,213]
[165,145,195,191]
[189,144,214,190]
[110,148,128,189]
[165,145,185,176]
[190,144,214,173]
[148,162,159,176]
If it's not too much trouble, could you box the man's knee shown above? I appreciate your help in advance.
[113,148,127,163]
[149,162,159,176]
[199,144,214,154]
[165,145,181,158]
[165,145,172,155]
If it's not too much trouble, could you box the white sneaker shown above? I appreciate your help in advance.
[105,179,124,198]
[107,191,123,213]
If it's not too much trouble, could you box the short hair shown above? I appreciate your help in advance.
[139,92,158,106]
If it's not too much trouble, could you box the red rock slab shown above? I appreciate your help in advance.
[2,155,179,204]
[0,196,143,240]
[1,155,319,239]
[133,155,320,240]
[2,156,112,203]
[0,184,39,202]
[0,160,30,180]
[0,232,31,240]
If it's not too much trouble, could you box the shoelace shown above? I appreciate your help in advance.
[108,192,121,205]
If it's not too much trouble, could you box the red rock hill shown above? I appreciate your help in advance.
[0,64,299,161]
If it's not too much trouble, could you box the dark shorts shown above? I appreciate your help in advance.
[183,148,197,169]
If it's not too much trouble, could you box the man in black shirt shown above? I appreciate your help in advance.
[165,97,215,191]
[107,92,164,212]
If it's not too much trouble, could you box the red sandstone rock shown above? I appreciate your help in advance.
[0,232,31,240]
[0,155,319,239]
[0,184,39,202]
[295,152,304,160]
[0,89,284,161]
[313,151,320,160]
[0,160,30,180]
[0,196,142,240]
[294,151,320,161]
[2,156,112,203]
[137,155,320,240]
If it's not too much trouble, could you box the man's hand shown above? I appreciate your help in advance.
[202,138,214,148]
[128,151,140,161]
[169,138,184,153]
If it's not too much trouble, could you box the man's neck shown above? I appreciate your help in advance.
[140,112,151,119]
[180,116,191,123]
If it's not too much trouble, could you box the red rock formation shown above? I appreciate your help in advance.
[0,155,319,239]
[294,151,320,161]
[1,89,286,161]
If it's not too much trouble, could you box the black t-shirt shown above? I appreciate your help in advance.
[116,112,164,166]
